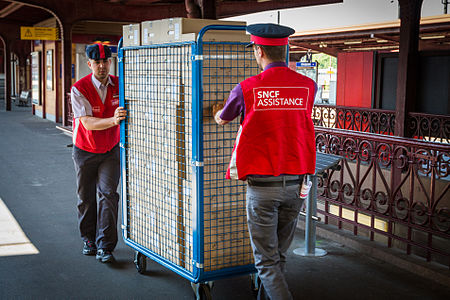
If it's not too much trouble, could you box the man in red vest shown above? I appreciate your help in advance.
[213,24,317,299]
[71,43,126,263]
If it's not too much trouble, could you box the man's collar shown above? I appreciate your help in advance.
[263,61,288,71]
[91,74,114,88]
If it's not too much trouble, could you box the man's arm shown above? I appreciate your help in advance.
[212,84,245,126]
[80,107,127,130]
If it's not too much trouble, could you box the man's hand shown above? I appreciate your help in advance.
[113,107,127,125]
[210,99,230,125]
[211,103,224,119]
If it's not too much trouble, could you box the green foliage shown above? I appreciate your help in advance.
[312,53,337,69]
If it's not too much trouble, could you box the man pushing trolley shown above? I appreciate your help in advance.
[213,23,317,300]
[71,43,127,263]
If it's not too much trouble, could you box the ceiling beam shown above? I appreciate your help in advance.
[291,28,399,42]
[5,0,188,24]
[0,2,23,18]
[290,40,339,56]
[217,0,343,18]
[199,0,216,19]
[374,32,446,52]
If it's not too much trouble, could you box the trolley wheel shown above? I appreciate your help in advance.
[191,282,213,300]
[250,273,260,292]
[134,251,147,274]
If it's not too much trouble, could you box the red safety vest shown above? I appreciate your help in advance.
[72,74,120,153]
[227,66,316,180]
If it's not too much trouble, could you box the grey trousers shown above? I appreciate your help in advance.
[72,144,120,251]
[246,176,304,300]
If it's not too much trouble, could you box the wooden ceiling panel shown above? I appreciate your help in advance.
[0,0,343,26]
[2,0,448,54]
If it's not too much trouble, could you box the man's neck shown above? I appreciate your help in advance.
[94,74,108,86]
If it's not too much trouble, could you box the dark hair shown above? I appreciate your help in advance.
[256,44,286,62]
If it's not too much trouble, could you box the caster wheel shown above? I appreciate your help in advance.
[191,282,213,300]
[134,251,146,274]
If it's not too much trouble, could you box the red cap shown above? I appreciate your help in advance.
[250,35,289,46]
[246,23,295,47]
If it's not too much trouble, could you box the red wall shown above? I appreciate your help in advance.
[336,52,374,108]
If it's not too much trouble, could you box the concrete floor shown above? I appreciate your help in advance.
[1,106,449,299]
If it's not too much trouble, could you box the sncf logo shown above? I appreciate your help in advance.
[253,87,309,111]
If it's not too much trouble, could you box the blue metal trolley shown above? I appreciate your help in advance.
[119,25,260,299]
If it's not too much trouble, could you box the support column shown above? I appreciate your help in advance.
[392,0,423,235]
[185,0,201,18]
[185,0,216,19]
[18,56,26,94]
[5,41,11,111]
[198,0,216,19]
[60,21,72,127]
[394,0,423,137]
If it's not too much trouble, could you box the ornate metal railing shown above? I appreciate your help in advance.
[313,105,450,144]
[409,112,450,144]
[315,127,450,267]
[312,105,396,135]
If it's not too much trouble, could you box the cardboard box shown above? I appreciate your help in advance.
[141,20,161,45]
[141,18,248,44]
[123,24,140,47]
[180,32,250,43]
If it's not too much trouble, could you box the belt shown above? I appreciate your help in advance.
[247,179,301,187]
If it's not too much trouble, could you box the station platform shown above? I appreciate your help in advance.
[1,107,449,299]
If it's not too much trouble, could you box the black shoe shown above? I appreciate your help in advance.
[82,240,97,256]
[96,249,114,263]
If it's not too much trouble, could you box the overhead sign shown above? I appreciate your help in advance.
[296,62,317,68]
[21,27,59,41]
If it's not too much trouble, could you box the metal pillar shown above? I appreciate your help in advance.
[294,153,342,257]
[60,21,72,127]
[394,0,423,137]
[294,175,327,257]
[5,41,11,111]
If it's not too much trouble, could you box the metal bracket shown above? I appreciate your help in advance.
[191,160,204,167]
[121,224,127,230]
[192,55,204,61]
[194,261,204,269]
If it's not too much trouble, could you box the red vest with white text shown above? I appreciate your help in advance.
[72,74,120,153]
[227,66,316,180]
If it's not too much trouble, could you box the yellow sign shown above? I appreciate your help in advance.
[21,27,59,41]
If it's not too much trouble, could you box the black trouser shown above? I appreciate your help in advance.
[72,144,120,251]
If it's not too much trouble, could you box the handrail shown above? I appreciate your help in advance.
[315,127,450,151]
[312,104,449,144]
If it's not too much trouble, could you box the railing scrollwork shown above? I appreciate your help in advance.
[315,127,450,267]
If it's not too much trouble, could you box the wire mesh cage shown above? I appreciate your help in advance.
[122,44,194,272]
[119,25,260,285]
